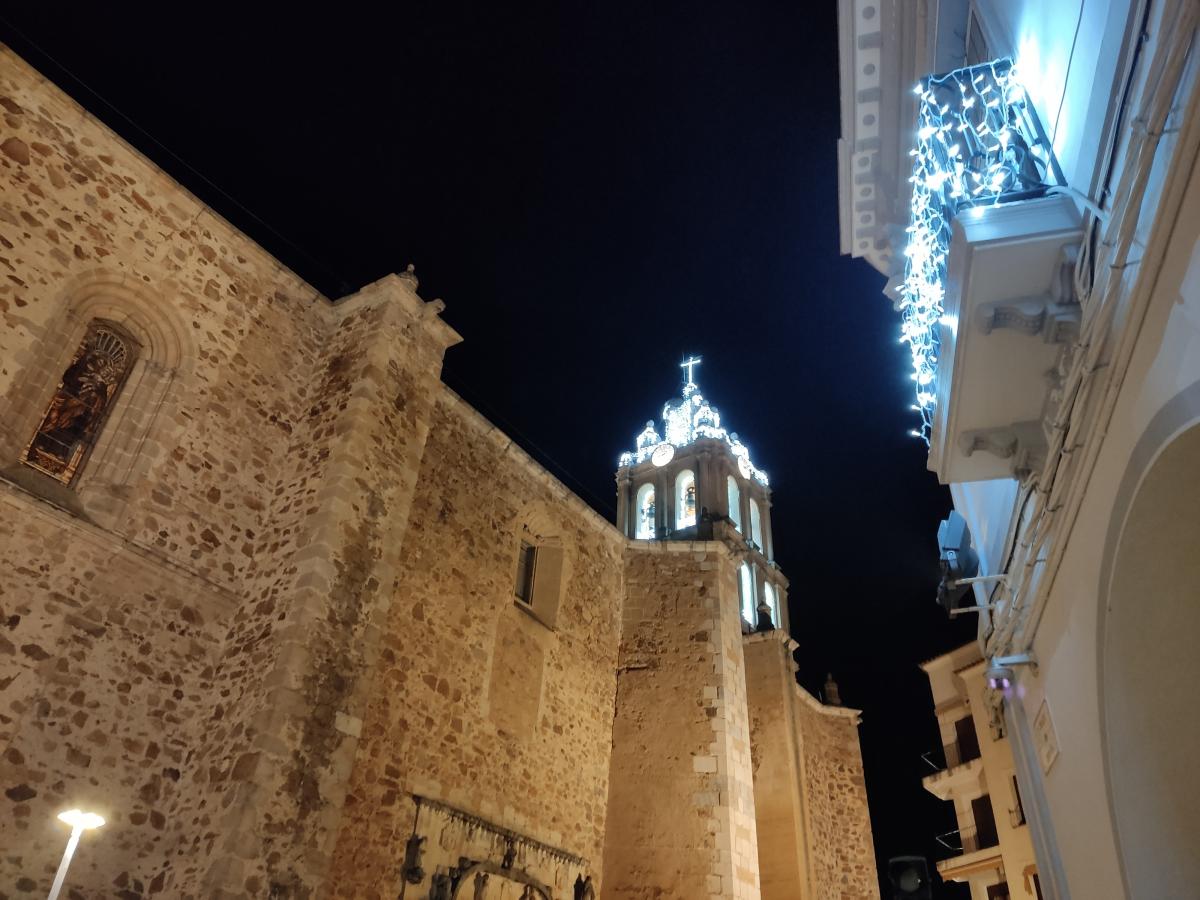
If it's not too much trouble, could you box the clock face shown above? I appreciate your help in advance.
[651,443,675,467]
[737,454,753,479]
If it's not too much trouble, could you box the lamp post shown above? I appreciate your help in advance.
[47,809,104,900]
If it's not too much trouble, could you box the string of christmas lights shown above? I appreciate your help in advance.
[901,57,1064,442]
[619,380,769,485]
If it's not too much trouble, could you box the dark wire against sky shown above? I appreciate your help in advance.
[0,6,975,895]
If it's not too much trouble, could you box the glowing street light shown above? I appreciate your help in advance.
[47,809,105,900]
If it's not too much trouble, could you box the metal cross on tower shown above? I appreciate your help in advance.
[680,355,702,388]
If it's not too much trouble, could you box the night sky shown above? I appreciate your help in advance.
[2,6,977,896]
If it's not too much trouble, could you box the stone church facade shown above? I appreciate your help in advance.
[0,47,877,900]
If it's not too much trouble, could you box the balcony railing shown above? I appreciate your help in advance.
[900,57,1066,441]
[921,739,981,772]
[935,824,996,855]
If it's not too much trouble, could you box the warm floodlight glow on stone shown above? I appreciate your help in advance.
[48,809,105,900]
[901,57,1063,441]
[57,809,105,830]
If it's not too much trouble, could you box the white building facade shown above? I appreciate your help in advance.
[837,2,1200,899]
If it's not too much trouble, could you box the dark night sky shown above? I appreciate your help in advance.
[2,5,977,896]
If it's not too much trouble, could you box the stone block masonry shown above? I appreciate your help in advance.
[603,543,762,900]
[0,42,883,900]
[324,390,627,897]
[744,632,879,900]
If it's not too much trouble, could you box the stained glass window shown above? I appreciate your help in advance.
[21,321,136,485]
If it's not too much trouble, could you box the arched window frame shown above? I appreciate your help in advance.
[0,273,190,518]
[675,468,697,530]
[738,561,756,626]
[727,475,743,533]
[763,581,780,630]
[19,319,140,486]
[635,482,656,539]
[749,497,764,549]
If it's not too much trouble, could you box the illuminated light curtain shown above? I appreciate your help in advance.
[901,57,1064,441]
[635,484,656,539]
[749,498,763,549]
[727,476,742,532]
[675,469,697,528]
[739,563,756,625]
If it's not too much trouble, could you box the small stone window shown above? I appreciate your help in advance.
[514,541,537,605]
[20,320,137,485]
[512,531,566,629]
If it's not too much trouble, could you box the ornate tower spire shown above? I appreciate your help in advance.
[680,354,702,397]
[614,359,786,633]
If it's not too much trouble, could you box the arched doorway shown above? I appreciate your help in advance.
[1103,421,1200,899]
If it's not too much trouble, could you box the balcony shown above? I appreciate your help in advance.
[896,59,1082,483]
[935,825,1004,883]
[922,741,984,801]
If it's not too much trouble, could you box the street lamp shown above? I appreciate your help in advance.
[47,809,105,900]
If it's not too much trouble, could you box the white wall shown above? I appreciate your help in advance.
[1013,115,1200,900]
[973,0,1134,197]
[949,478,1019,607]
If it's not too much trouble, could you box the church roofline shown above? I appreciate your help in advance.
[0,45,337,309]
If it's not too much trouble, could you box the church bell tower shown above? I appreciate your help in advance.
[615,357,786,632]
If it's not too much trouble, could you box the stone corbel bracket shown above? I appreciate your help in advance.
[976,244,1082,344]
[958,421,1047,479]
[976,297,1081,344]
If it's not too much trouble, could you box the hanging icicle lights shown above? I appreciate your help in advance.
[901,57,1063,441]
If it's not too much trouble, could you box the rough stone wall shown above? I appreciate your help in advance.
[0,44,339,899]
[0,45,458,899]
[200,276,458,898]
[325,391,626,899]
[745,632,879,900]
[0,488,238,897]
[744,633,810,900]
[793,684,878,900]
[602,542,761,900]
[0,41,880,900]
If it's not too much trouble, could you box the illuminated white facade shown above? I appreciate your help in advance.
[838,1,1200,898]
[616,361,785,632]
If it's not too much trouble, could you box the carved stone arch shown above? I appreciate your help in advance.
[0,269,193,521]
[449,861,553,900]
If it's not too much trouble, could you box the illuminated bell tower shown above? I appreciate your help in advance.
[615,357,787,632]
